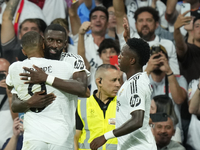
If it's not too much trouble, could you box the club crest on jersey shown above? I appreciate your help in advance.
[130,94,141,107]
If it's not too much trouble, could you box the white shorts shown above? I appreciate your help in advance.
[22,140,74,150]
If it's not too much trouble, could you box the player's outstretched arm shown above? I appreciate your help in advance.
[90,110,144,150]
[20,65,88,97]
[11,92,56,113]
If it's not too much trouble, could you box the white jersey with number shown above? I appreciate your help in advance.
[6,57,77,149]
[116,72,157,150]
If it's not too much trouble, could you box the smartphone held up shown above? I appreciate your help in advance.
[110,55,118,66]
[181,3,191,17]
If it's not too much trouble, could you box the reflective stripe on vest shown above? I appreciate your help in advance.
[79,99,95,149]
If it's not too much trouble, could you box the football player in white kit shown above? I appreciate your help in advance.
[11,24,89,112]
[90,38,157,150]
[7,25,89,150]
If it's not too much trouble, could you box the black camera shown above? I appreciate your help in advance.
[150,45,161,59]
[0,71,6,81]
[150,112,168,122]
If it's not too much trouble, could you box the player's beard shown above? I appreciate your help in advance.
[138,26,154,41]
[45,47,63,60]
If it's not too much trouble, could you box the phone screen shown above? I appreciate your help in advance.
[110,55,118,66]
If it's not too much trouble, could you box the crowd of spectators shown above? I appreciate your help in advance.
[0,0,200,150]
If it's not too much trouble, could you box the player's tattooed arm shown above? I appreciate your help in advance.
[11,92,56,113]
[20,65,88,97]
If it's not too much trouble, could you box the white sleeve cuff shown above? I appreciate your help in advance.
[46,75,55,85]
[104,130,115,140]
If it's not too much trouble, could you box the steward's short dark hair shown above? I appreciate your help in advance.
[19,18,47,33]
[126,38,150,67]
[44,24,67,38]
[134,7,159,22]
[95,64,118,80]
[21,31,43,51]
[98,39,120,55]
[89,6,109,22]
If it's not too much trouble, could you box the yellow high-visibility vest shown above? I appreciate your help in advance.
[77,95,118,150]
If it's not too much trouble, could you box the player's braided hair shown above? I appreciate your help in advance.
[126,38,150,67]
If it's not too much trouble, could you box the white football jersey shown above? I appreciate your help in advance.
[6,57,77,148]
[60,52,87,72]
[116,72,157,150]
[187,79,200,150]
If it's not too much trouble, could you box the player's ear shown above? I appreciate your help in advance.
[130,57,136,65]
[64,38,68,48]
[22,49,27,56]
[63,39,68,52]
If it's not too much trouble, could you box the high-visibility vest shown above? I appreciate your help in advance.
[77,95,118,150]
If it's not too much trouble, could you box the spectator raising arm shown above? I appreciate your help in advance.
[151,0,157,9]
[113,0,126,34]
[174,10,192,59]
[78,21,91,70]
[68,2,81,36]
[1,0,20,44]
[4,117,23,150]
[158,53,187,105]
[123,17,130,42]
[165,0,178,25]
